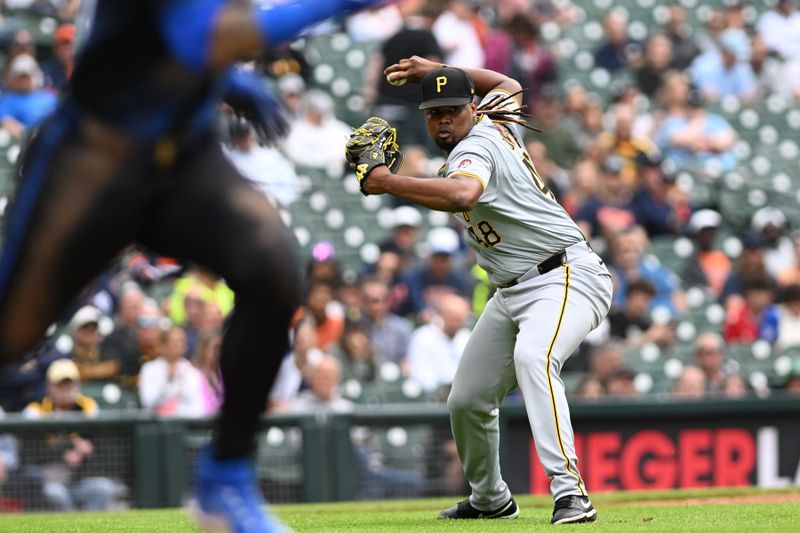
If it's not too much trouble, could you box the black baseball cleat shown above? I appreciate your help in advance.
[438,497,519,519]
[551,495,597,524]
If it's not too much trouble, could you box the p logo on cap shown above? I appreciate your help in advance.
[419,67,476,110]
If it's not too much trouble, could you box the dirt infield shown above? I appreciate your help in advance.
[620,492,800,507]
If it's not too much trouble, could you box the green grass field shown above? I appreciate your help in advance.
[1,488,798,532]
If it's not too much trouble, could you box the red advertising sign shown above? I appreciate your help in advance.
[503,409,800,494]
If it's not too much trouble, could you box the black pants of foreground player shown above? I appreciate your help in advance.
[0,106,300,458]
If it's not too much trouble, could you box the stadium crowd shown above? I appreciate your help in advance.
[1,0,800,509]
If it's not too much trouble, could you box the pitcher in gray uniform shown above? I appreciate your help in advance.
[359,56,613,524]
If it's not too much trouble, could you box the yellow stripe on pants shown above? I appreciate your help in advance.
[544,265,586,496]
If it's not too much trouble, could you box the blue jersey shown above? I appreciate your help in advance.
[70,0,222,141]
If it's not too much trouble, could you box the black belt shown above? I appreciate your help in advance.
[497,249,567,289]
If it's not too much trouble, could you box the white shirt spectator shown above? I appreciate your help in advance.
[757,6,800,59]
[139,358,205,418]
[225,144,301,206]
[432,8,485,69]
[283,90,352,170]
[269,351,310,407]
[407,323,470,392]
[346,4,403,43]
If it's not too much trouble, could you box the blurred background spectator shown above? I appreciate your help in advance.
[138,327,204,418]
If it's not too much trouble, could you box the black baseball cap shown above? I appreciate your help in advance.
[418,67,476,110]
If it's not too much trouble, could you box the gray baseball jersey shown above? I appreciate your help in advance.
[439,89,613,513]
[441,90,585,285]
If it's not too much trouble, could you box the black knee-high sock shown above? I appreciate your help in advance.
[214,293,294,459]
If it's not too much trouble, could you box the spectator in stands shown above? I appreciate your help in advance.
[575,376,604,399]
[193,330,223,416]
[0,53,58,136]
[332,320,383,384]
[378,205,423,272]
[665,4,701,70]
[608,227,686,315]
[306,242,344,287]
[720,373,749,398]
[573,95,605,153]
[656,69,689,121]
[22,359,117,511]
[168,267,234,327]
[777,231,800,287]
[594,11,642,72]
[605,367,638,397]
[562,85,591,146]
[176,287,206,360]
[291,355,353,414]
[750,35,800,101]
[42,23,74,92]
[751,207,796,279]
[756,0,800,61]
[363,6,442,150]
[723,277,777,344]
[407,294,471,393]
[761,284,800,350]
[689,28,758,103]
[484,14,556,105]
[635,33,674,98]
[574,155,635,240]
[721,233,772,302]
[64,306,118,383]
[695,8,727,54]
[99,284,144,386]
[587,342,623,387]
[1,30,37,83]
[629,151,689,237]
[655,85,738,174]
[607,279,674,348]
[291,356,424,499]
[283,90,351,170]
[298,279,346,352]
[139,327,204,418]
[527,84,581,169]
[397,227,470,317]
[693,332,728,393]
[671,366,706,399]
[597,103,657,186]
[345,2,403,42]
[224,117,300,207]
[560,158,598,218]
[102,299,164,388]
[359,277,412,366]
[276,73,306,119]
[23,360,97,419]
[432,0,485,70]
[269,317,320,412]
[681,209,732,298]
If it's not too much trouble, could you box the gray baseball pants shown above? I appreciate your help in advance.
[447,243,612,508]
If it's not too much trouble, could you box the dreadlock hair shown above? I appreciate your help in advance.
[475,89,541,148]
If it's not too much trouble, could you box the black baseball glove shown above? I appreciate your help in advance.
[345,116,403,195]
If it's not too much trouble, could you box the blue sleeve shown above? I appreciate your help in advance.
[159,0,383,71]
[255,1,383,47]
[159,0,225,72]
[0,96,15,120]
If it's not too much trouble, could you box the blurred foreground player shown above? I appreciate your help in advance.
[0,1,385,531]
